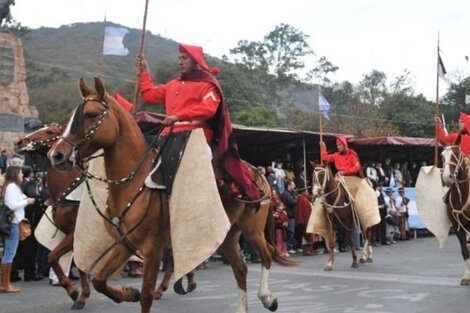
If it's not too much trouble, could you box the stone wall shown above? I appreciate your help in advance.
[0,31,39,149]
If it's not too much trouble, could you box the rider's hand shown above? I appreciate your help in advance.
[136,55,149,74]
[319,141,326,148]
[163,115,179,126]
[434,115,442,124]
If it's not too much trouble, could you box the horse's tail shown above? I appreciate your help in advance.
[264,200,301,267]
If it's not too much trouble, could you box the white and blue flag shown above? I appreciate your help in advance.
[318,91,331,120]
[103,26,129,56]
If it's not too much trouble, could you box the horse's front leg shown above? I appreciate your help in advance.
[455,228,470,285]
[47,232,80,304]
[324,228,335,271]
[91,245,138,304]
[71,268,91,310]
[348,230,359,268]
[155,249,172,300]
[140,236,165,313]
[220,226,248,313]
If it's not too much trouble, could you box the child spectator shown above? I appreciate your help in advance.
[273,202,289,257]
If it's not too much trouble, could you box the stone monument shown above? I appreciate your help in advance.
[0,1,40,148]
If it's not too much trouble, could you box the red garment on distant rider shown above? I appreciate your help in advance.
[436,112,470,156]
[321,136,362,176]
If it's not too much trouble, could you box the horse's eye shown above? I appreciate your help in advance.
[86,111,99,119]
[46,130,54,135]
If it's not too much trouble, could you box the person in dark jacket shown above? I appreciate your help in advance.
[280,180,297,253]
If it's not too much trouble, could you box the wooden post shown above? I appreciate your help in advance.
[132,0,151,116]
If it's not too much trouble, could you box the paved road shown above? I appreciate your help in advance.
[2,234,469,313]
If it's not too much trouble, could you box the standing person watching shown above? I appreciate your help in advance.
[0,166,35,293]
[280,180,297,254]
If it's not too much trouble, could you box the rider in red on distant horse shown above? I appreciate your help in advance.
[320,136,362,177]
[136,44,262,205]
[435,112,470,156]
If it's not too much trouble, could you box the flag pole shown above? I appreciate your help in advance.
[434,31,440,166]
[318,86,324,165]
[132,0,150,116]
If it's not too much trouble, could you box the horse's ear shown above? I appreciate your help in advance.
[79,78,93,98]
[94,77,107,101]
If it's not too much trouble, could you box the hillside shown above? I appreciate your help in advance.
[21,22,180,122]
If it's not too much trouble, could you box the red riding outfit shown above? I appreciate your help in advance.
[436,112,470,156]
[321,137,362,176]
[138,44,261,203]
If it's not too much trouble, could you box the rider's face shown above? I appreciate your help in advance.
[178,53,198,74]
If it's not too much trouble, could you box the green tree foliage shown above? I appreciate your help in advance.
[232,106,281,127]
[16,22,469,139]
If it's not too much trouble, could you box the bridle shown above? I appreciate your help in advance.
[58,97,109,166]
[442,145,466,186]
[17,125,62,152]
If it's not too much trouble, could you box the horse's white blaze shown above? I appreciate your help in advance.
[61,108,76,139]
[236,288,248,313]
[463,259,470,280]
[441,149,453,185]
[49,108,76,165]
[312,184,321,197]
[258,266,274,309]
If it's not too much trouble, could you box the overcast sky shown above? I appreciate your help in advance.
[11,0,470,101]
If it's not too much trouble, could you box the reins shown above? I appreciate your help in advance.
[443,146,470,235]
[62,96,175,268]
[313,166,358,232]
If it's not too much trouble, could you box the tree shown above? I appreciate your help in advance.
[306,56,339,85]
[229,23,314,84]
[358,70,387,106]
[232,106,281,127]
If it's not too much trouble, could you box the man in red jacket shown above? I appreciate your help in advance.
[320,136,362,177]
[136,44,262,204]
[435,112,470,156]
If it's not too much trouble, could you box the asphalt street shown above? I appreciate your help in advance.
[1,234,469,313]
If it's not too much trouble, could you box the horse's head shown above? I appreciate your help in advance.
[310,161,331,197]
[48,77,120,171]
[441,145,466,187]
[15,123,63,155]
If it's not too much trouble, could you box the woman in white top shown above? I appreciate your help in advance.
[1,166,35,293]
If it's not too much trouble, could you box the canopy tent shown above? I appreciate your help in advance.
[348,136,437,165]
[134,111,437,168]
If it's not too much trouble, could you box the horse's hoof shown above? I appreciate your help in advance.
[268,298,278,312]
[351,263,359,268]
[187,282,197,293]
[129,287,140,302]
[367,258,373,263]
[174,278,187,295]
[359,259,366,264]
[154,291,162,300]
[70,301,85,310]
[460,279,470,286]
[69,289,79,302]
[323,265,333,271]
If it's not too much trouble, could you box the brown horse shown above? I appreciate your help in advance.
[311,163,373,270]
[441,145,470,285]
[16,124,194,305]
[47,77,297,313]
[15,123,91,310]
